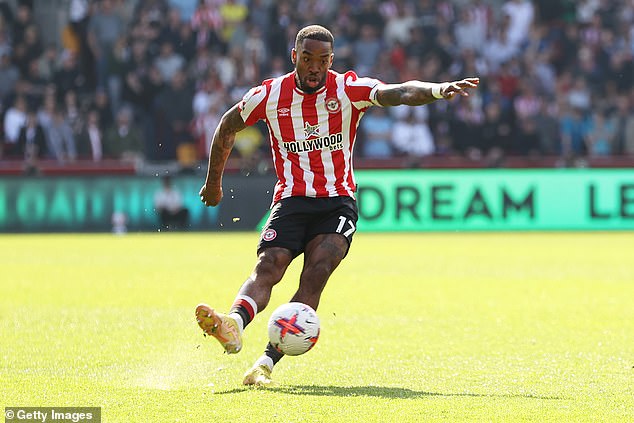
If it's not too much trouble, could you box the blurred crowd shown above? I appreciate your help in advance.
[0,0,633,171]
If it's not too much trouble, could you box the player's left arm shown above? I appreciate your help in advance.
[375,77,480,107]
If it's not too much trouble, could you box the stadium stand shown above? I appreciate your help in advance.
[0,0,632,175]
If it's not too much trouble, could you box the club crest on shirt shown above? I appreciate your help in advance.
[325,97,341,113]
[303,121,320,139]
[262,229,277,241]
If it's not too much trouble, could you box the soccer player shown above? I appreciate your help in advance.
[197,25,479,386]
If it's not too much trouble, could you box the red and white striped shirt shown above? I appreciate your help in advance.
[239,69,383,203]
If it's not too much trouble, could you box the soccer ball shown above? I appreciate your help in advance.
[267,302,320,356]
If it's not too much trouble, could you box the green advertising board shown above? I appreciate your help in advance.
[355,169,634,231]
[1,169,633,232]
[0,175,274,232]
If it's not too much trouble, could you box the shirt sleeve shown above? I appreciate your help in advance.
[238,83,268,126]
[343,70,384,110]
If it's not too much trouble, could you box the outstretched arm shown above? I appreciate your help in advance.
[375,77,480,107]
[199,104,247,206]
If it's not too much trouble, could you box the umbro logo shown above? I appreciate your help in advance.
[277,107,290,116]
[303,121,320,139]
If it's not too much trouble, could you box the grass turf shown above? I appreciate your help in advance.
[1,232,633,422]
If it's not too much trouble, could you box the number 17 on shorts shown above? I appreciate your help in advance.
[336,215,356,239]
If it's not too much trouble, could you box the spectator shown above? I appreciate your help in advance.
[90,88,114,132]
[36,43,59,82]
[76,109,103,162]
[534,102,561,156]
[168,0,198,22]
[62,89,83,138]
[154,40,185,83]
[233,123,263,162]
[247,0,272,36]
[175,15,197,62]
[17,109,47,161]
[12,3,34,46]
[483,29,519,74]
[3,95,28,155]
[37,92,56,136]
[586,110,617,156]
[105,36,130,116]
[352,24,382,77]
[559,106,591,163]
[359,106,393,158]
[454,8,486,53]
[154,175,189,230]
[192,74,223,116]
[515,118,542,156]
[481,101,513,163]
[47,107,77,163]
[383,1,417,47]
[451,97,486,159]
[190,0,224,52]
[104,106,144,162]
[0,51,20,102]
[614,95,634,155]
[159,7,184,48]
[219,0,248,43]
[120,40,164,158]
[20,59,47,107]
[502,0,535,48]
[513,81,542,121]
[0,0,632,168]
[243,27,267,80]
[567,76,592,111]
[53,50,87,100]
[192,98,223,159]
[391,106,435,159]
[154,69,193,160]
[88,0,125,88]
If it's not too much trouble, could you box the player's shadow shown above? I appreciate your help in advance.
[217,385,564,400]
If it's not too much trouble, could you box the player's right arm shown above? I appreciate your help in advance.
[199,104,247,207]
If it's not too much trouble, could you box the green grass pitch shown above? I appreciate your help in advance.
[1,232,633,422]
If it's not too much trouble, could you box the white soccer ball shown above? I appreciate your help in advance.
[267,302,320,356]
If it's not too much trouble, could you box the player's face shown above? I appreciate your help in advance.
[292,39,333,93]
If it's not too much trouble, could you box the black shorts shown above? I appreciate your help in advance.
[257,196,359,258]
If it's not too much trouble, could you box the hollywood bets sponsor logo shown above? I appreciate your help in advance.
[283,132,344,153]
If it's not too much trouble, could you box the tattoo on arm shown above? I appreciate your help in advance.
[205,104,247,185]
[376,82,437,107]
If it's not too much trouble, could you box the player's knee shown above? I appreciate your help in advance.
[302,259,334,287]
[253,249,291,283]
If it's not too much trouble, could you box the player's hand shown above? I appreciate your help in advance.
[199,183,222,207]
[441,77,480,100]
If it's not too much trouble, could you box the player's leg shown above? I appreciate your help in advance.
[245,197,358,386]
[293,196,358,310]
[244,234,349,386]
[197,198,303,355]
[228,247,294,331]
[196,248,293,354]
[291,233,349,309]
